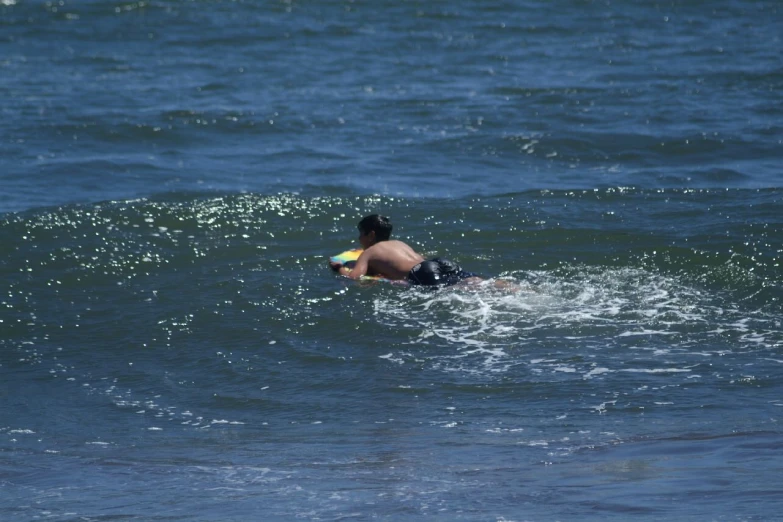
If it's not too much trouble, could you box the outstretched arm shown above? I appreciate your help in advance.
[343,253,369,279]
[330,252,369,280]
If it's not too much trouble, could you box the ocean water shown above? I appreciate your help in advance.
[1,1,782,520]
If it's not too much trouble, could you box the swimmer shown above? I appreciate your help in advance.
[329,214,483,287]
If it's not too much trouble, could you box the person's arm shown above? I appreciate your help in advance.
[342,252,369,279]
[330,252,370,280]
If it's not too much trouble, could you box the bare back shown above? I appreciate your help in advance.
[361,240,424,280]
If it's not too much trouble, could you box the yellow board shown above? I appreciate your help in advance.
[329,248,363,269]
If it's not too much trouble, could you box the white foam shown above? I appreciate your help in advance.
[618,329,676,337]
[619,368,691,374]
[520,440,549,447]
[367,266,782,379]
[584,367,611,379]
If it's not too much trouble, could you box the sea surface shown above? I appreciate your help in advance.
[1,1,782,520]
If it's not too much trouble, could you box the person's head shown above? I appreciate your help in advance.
[357,214,392,248]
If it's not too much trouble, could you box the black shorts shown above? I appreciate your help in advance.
[407,258,479,287]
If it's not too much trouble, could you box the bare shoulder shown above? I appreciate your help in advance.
[361,240,424,279]
[368,240,417,255]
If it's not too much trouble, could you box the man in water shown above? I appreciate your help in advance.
[330,214,481,286]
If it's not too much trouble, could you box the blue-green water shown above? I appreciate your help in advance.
[1,1,782,520]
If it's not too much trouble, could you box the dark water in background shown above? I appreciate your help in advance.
[3,0,782,209]
[2,1,782,520]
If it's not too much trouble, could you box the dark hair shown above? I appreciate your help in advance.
[358,214,393,242]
